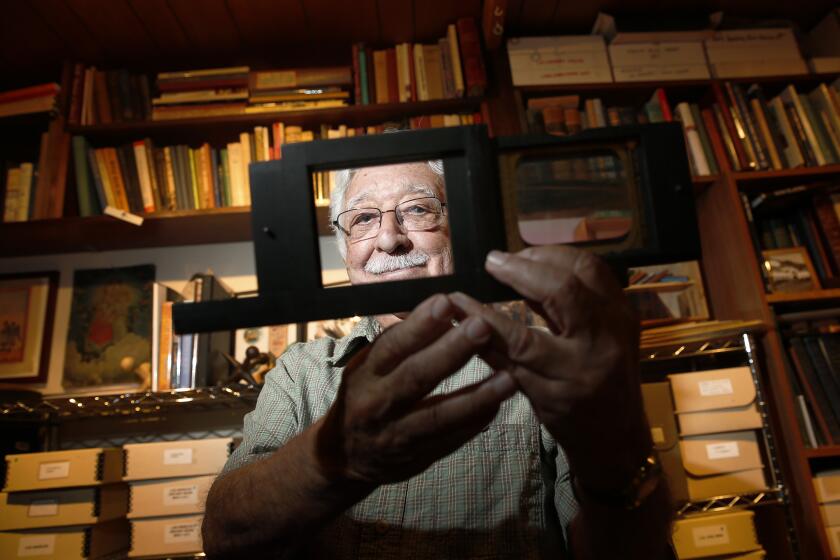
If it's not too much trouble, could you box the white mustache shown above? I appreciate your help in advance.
[365,250,430,274]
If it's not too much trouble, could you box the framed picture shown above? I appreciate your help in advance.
[762,248,821,294]
[0,271,59,383]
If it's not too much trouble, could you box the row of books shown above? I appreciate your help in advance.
[782,314,840,448]
[66,113,480,218]
[69,66,153,125]
[0,116,69,223]
[741,184,840,290]
[711,80,840,171]
[526,89,722,177]
[353,17,486,105]
[0,82,59,118]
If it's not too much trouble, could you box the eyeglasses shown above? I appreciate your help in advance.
[333,196,447,242]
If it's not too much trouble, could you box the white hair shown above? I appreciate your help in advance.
[330,159,445,259]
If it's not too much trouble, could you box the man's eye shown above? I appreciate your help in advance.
[352,212,378,226]
[404,204,431,215]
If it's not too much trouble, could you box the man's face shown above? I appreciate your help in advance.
[343,162,453,285]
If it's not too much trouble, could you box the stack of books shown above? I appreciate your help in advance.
[68,65,152,125]
[247,67,351,113]
[353,18,486,104]
[0,83,59,118]
[152,66,250,121]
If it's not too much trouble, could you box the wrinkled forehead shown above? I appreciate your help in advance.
[345,162,444,209]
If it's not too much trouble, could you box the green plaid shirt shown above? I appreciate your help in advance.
[224,317,578,559]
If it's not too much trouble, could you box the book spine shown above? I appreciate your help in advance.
[386,48,399,103]
[85,145,108,212]
[105,147,130,211]
[358,44,369,105]
[373,50,389,104]
[767,98,804,168]
[675,102,710,176]
[801,95,839,164]
[456,17,487,97]
[700,108,730,172]
[352,43,362,105]
[749,98,782,170]
[690,104,719,174]
[784,102,819,166]
[46,119,70,219]
[132,141,156,213]
[413,44,429,102]
[69,63,84,125]
[732,83,770,169]
[711,82,749,170]
[72,136,96,217]
[438,38,455,99]
[788,339,838,444]
[787,87,827,165]
[813,194,840,274]
[144,140,163,211]
[447,24,465,97]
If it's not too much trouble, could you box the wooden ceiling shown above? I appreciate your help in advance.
[0,0,836,86]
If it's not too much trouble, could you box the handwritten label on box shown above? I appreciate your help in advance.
[27,499,59,517]
[692,524,730,548]
[164,485,199,506]
[38,461,70,480]
[698,379,734,397]
[706,442,740,460]
[18,535,56,557]
[164,521,201,544]
[163,448,193,465]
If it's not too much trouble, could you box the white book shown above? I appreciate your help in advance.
[239,132,252,205]
[767,96,805,168]
[16,163,33,222]
[227,142,244,207]
[507,36,613,86]
[447,25,465,97]
[676,103,711,176]
[133,142,155,213]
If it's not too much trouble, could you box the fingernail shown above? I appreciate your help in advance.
[486,371,516,395]
[431,295,453,321]
[464,316,491,342]
[486,250,509,269]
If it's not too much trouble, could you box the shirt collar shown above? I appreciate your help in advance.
[328,316,382,367]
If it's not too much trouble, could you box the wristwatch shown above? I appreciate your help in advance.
[573,450,663,510]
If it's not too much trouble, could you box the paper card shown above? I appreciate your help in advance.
[651,427,666,444]
[699,379,734,397]
[27,499,59,517]
[693,524,730,548]
[707,442,740,460]
[164,485,199,506]
[163,448,193,465]
[37,461,70,481]
[18,535,56,557]
[164,521,201,544]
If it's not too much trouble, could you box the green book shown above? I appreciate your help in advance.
[359,44,369,105]
[220,148,231,208]
[188,148,200,209]
[71,136,98,216]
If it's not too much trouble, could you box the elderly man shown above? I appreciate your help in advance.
[202,160,672,559]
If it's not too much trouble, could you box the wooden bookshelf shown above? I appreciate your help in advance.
[733,163,840,183]
[804,446,840,459]
[624,281,694,293]
[766,289,840,304]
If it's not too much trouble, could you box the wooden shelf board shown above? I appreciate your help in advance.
[0,207,253,256]
[733,164,840,182]
[804,446,840,459]
[625,281,694,293]
[766,289,840,304]
[67,98,483,139]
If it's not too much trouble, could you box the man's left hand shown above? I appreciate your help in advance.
[450,246,652,496]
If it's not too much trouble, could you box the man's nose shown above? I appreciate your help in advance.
[374,210,411,253]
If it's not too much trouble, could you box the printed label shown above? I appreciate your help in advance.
[706,442,740,460]
[650,427,666,444]
[698,379,734,397]
[18,535,56,557]
[163,448,193,465]
[164,484,199,506]
[164,521,201,544]
[27,499,59,517]
[692,524,730,548]
[38,461,70,481]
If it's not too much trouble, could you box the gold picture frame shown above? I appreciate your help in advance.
[0,271,59,383]
[762,247,821,294]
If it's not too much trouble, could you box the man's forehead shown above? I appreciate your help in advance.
[346,163,442,202]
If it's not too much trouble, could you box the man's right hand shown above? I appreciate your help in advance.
[314,293,517,487]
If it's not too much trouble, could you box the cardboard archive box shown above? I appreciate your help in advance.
[641,382,689,504]
[3,448,123,492]
[672,509,761,559]
[822,503,840,527]
[0,485,128,531]
[0,518,129,559]
[679,431,767,501]
[669,367,763,437]
[814,470,840,503]
[123,437,232,481]
[827,525,840,558]
[128,514,203,557]
[128,474,214,518]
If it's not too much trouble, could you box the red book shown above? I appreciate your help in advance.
[0,83,60,104]
[655,88,672,122]
[351,43,362,106]
[456,17,487,97]
[700,108,730,172]
[711,82,749,170]
[386,48,399,104]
